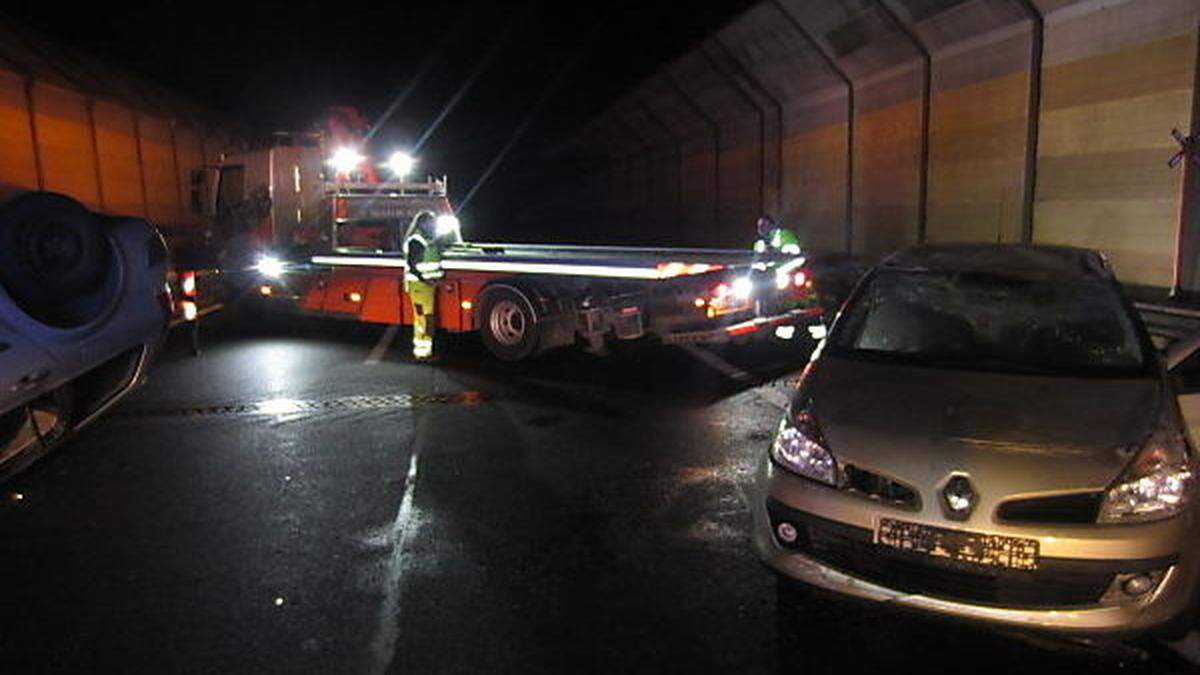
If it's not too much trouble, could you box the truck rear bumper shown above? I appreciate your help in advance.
[661,306,824,345]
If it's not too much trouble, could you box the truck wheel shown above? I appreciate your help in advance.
[0,192,113,328]
[479,286,540,361]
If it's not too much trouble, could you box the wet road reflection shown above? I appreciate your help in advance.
[0,315,1194,673]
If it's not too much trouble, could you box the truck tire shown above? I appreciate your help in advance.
[0,192,114,328]
[479,285,541,361]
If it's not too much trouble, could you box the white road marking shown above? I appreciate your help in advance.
[367,448,421,675]
[680,344,753,382]
[679,345,790,411]
[365,325,400,364]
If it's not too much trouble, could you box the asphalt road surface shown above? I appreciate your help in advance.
[1,313,1198,673]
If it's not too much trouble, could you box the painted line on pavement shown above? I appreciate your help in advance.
[680,344,753,383]
[366,324,400,364]
[368,447,421,675]
[679,344,790,411]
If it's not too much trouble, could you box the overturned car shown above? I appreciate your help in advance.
[0,193,169,480]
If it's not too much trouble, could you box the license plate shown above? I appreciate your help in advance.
[875,518,1039,571]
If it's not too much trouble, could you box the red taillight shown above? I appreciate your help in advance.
[180,271,197,298]
[793,271,807,288]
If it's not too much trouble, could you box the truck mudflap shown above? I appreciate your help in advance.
[660,306,825,345]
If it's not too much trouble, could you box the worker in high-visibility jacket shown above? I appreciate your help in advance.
[753,215,801,256]
[403,211,462,359]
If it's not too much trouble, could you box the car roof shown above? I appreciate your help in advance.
[880,244,1113,281]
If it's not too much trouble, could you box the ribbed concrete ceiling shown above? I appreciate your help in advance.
[883,0,1031,51]
[715,2,845,103]
[588,0,1121,149]
[666,51,760,124]
[775,0,922,81]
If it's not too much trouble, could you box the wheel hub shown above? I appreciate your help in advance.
[489,300,527,346]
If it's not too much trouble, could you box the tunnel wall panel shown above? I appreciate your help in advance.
[718,120,762,246]
[680,138,718,246]
[174,126,205,228]
[138,116,182,227]
[781,118,848,252]
[651,151,682,240]
[1033,30,1197,288]
[852,65,924,257]
[33,83,100,209]
[0,70,39,199]
[927,70,1030,244]
[93,101,145,218]
[581,0,1199,291]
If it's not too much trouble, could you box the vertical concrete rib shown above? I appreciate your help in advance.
[1015,0,1044,245]
[699,45,766,218]
[133,114,150,218]
[170,120,184,221]
[610,114,656,233]
[710,37,786,218]
[636,101,685,228]
[874,1,931,243]
[1173,23,1200,295]
[22,77,45,190]
[666,73,721,239]
[86,99,106,209]
[771,0,855,253]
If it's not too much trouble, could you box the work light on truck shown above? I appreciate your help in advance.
[388,151,416,177]
[328,146,365,174]
[255,255,286,279]
[436,214,461,236]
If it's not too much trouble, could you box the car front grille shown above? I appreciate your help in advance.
[996,492,1103,524]
[767,500,1116,609]
[841,465,920,511]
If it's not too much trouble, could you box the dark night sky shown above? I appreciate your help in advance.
[4,1,757,235]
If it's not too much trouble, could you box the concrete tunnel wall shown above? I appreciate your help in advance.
[580,0,1200,292]
[0,21,245,242]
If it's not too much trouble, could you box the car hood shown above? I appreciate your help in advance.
[808,356,1164,498]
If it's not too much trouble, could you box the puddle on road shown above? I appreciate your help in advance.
[114,392,488,419]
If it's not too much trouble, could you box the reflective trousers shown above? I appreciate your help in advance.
[406,277,437,359]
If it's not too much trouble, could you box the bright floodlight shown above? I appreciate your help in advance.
[388,151,416,177]
[256,255,285,279]
[328,146,365,174]
[435,214,461,236]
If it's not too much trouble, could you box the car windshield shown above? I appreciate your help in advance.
[828,268,1149,377]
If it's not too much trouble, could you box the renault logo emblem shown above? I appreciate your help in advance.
[941,475,976,520]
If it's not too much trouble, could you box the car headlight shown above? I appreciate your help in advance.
[770,409,837,486]
[1098,430,1195,523]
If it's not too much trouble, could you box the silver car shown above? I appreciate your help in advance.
[754,244,1199,637]
[0,192,170,480]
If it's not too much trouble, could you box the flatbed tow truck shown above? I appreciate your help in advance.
[194,118,823,361]
[251,174,822,361]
